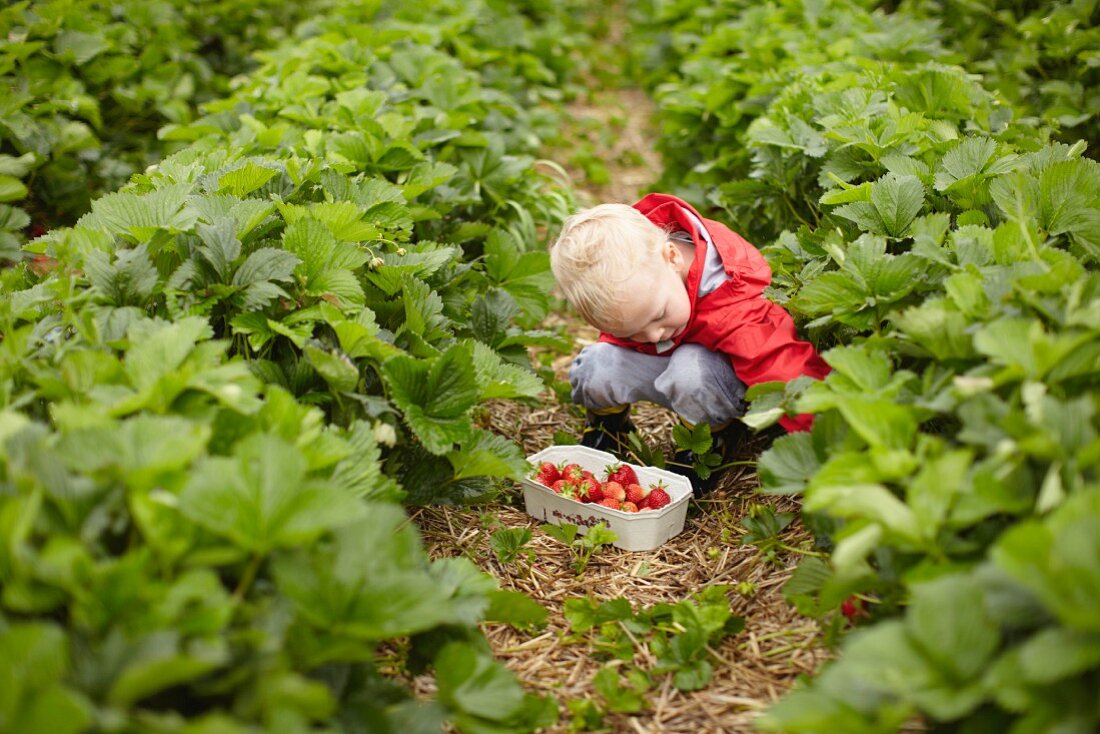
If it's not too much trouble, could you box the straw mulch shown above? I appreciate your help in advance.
[410,329,831,734]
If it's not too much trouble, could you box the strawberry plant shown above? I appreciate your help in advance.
[0,0,593,729]
[0,0,353,257]
[562,587,746,728]
[540,522,619,573]
[626,1,1100,731]
[898,0,1100,149]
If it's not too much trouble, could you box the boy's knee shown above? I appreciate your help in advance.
[667,344,732,382]
[569,343,625,405]
[656,344,745,419]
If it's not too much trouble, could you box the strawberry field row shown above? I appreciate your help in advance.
[1,2,587,731]
[629,1,1099,731]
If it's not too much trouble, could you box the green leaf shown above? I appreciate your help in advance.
[906,575,999,682]
[303,342,359,393]
[123,316,212,393]
[992,489,1100,631]
[179,434,366,553]
[217,161,278,197]
[232,247,299,287]
[485,590,547,631]
[273,507,459,639]
[758,432,821,495]
[79,185,197,239]
[469,340,543,400]
[834,396,918,450]
[54,30,108,64]
[805,484,922,545]
[871,173,925,237]
[106,632,228,707]
[934,137,1016,192]
[0,624,91,734]
[84,245,159,306]
[448,428,527,480]
[436,642,527,722]
[1015,627,1100,684]
[0,174,29,203]
[489,528,533,565]
[382,344,480,454]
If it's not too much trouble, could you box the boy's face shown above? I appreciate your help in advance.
[601,243,691,344]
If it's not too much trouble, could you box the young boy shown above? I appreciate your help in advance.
[549,193,830,496]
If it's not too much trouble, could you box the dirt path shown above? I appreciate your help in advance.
[411,83,830,733]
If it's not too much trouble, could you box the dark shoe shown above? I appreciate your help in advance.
[580,407,636,460]
[670,421,750,498]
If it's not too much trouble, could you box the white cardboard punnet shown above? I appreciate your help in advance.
[521,445,692,552]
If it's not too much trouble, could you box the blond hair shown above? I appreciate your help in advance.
[550,204,668,329]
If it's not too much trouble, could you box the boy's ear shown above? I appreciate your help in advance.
[664,240,683,267]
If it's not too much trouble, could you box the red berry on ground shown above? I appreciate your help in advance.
[841,596,868,621]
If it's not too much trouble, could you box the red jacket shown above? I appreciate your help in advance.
[599,193,830,432]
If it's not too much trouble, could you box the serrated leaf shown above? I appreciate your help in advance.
[124,316,212,392]
[179,433,366,553]
[84,245,159,306]
[757,432,821,495]
[448,429,527,480]
[272,506,459,638]
[870,173,924,237]
[80,185,197,238]
[232,247,299,286]
[469,340,544,400]
[382,344,480,454]
[217,162,278,197]
[304,342,359,393]
[782,556,832,598]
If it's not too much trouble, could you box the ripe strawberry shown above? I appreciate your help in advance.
[561,463,585,482]
[580,480,603,504]
[622,501,639,513]
[597,497,622,510]
[561,480,582,500]
[575,479,597,503]
[625,483,647,505]
[602,481,626,502]
[604,462,639,487]
[841,596,868,621]
[551,479,568,494]
[646,485,671,510]
[534,461,560,487]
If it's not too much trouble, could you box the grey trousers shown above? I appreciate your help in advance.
[570,342,747,426]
